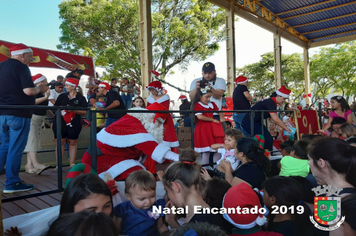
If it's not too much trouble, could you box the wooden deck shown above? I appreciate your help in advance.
[1,166,69,220]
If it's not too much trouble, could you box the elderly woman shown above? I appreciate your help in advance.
[24,74,51,175]
[52,78,87,169]
[308,137,356,197]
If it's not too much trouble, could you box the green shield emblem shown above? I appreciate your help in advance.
[314,197,341,225]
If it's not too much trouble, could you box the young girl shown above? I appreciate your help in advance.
[162,151,228,231]
[318,95,353,134]
[146,80,178,147]
[131,96,146,108]
[263,176,314,236]
[113,170,168,235]
[192,82,225,165]
[206,129,244,178]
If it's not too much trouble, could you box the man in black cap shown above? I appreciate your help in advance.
[66,69,84,80]
[189,62,226,122]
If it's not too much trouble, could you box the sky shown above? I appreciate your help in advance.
[1,0,327,107]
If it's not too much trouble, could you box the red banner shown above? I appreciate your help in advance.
[0,40,95,76]
[294,110,320,139]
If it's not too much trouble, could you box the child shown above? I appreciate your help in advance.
[278,139,310,177]
[208,129,244,178]
[203,177,231,208]
[113,170,167,236]
[223,182,282,236]
[192,81,225,165]
[162,151,228,231]
[45,211,118,236]
[338,123,356,140]
[318,95,353,134]
[131,96,146,108]
[96,95,106,108]
[279,140,294,157]
[263,176,314,236]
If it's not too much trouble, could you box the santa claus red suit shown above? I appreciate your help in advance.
[82,103,179,180]
[146,81,179,148]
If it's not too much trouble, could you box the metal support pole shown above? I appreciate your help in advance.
[55,109,63,190]
[90,110,97,172]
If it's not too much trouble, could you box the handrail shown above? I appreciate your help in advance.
[0,104,315,202]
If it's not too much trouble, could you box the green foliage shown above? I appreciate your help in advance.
[237,41,356,103]
[237,52,305,102]
[310,41,356,101]
[58,0,226,84]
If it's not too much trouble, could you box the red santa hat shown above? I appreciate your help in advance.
[145,81,163,91]
[276,86,291,98]
[32,74,47,84]
[222,182,267,229]
[10,43,33,56]
[65,78,79,87]
[178,95,187,101]
[99,82,111,90]
[235,76,248,85]
[146,103,170,125]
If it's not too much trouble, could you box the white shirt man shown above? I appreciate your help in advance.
[189,62,226,120]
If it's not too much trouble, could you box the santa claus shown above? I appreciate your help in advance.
[82,103,179,180]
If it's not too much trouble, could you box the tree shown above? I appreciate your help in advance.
[310,41,356,101]
[58,0,226,83]
[237,52,305,102]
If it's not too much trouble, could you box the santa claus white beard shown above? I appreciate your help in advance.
[128,108,164,143]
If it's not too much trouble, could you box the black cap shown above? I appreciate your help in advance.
[74,69,84,75]
[202,62,215,72]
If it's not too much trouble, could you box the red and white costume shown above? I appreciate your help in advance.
[82,106,179,180]
[146,84,179,148]
[194,101,224,152]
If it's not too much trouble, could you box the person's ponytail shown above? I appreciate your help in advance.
[237,138,270,175]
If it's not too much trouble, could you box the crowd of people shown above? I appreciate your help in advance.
[1,44,356,236]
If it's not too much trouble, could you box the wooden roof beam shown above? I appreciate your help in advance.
[301,22,356,35]
[309,28,356,41]
[281,1,356,20]
[276,0,335,16]
[293,12,355,28]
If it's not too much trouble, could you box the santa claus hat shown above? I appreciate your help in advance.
[10,43,33,56]
[99,82,111,90]
[276,86,291,98]
[178,95,187,101]
[145,81,163,91]
[65,78,79,87]
[235,76,248,85]
[223,182,267,229]
[146,103,169,125]
[32,74,46,84]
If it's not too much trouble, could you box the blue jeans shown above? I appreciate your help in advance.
[105,117,119,127]
[0,116,31,186]
[121,94,132,109]
[233,113,249,137]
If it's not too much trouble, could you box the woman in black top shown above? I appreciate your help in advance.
[24,74,51,175]
[218,138,270,189]
[242,86,292,151]
[53,78,87,169]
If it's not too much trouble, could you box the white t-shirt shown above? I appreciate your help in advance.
[190,77,226,115]
[48,89,63,106]
[217,148,240,171]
